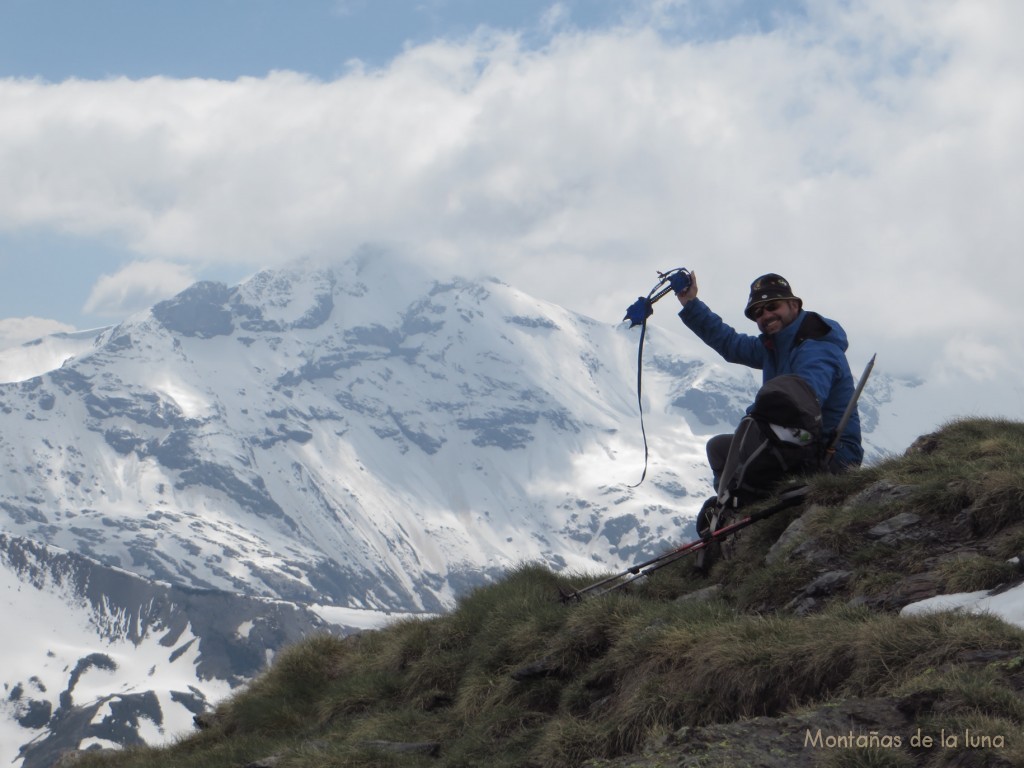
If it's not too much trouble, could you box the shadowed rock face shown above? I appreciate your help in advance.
[152,281,235,338]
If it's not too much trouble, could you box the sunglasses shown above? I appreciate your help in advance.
[750,300,785,321]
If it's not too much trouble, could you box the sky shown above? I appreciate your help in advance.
[0,0,1022,429]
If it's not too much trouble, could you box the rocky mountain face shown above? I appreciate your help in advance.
[0,532,329,768]
[0,251,907,765]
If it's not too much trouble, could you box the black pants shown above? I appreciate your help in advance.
[706,431,848,492]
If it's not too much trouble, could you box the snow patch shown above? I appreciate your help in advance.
[901,580,1024,630]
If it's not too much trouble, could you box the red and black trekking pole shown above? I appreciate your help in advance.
[560,486,808,602]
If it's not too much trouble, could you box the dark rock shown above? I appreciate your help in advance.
[765,514,810,565]
[848,480,917,508]
[785,570,854,616]
[888,572,943,609]
[152,281,234,338]
[672,388,746,429]
[906,433,941,454]
[866,512,922,540]
[504,315,559,330]
[802,570,854,597]
[104,427,143,455]
[790,537,842,568]
[193,711,220,730]
[787,596,821,616]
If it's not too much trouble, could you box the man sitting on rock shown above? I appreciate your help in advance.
[674,272,863,536]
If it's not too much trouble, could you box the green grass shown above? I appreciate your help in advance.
[74,419,1024,768]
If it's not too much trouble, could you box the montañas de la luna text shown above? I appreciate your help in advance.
[804,729,1006,750]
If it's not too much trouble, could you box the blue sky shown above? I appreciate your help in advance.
[0,0,1022,430]
[0,0,621,81]
[0,0,802,82]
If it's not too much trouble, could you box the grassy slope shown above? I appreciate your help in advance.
[75,419,1024,768]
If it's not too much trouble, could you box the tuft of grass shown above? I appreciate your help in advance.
[937,553,1020,593]
[892,418,1024,519]
[967,470,1024,535]
[806,464,888,506]
[213,632,352,737]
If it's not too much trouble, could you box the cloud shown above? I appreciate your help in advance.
[0,0,1021,388]
[935,335,1009,383]
[0,317,76,348]
[82,261,197,318]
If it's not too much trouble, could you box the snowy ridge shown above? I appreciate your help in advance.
[0,328,108,385]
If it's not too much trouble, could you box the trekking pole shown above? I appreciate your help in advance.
[825,354,876,466]
[559,539,704,603]
[562,486,808,602]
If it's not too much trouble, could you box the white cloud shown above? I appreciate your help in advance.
[0,0,1020,410]
[82,261,196,318]
[539,3,571,34]
[933,333,1021,385]
[0,317,76,348]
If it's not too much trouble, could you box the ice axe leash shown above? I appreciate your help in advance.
[622,268,692,487]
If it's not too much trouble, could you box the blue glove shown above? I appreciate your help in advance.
[624,297,654,328]
[667,270,691,294]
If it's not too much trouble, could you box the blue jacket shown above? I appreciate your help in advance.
[679,299,863,469]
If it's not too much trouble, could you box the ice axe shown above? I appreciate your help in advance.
[825,354,876,466]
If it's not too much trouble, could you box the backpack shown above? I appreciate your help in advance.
[694,374,823,571]
[717,374,823,508]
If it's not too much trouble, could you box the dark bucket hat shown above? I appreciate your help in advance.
[744,273,802,319]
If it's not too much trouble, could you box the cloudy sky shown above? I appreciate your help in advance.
[1,0,1021,426]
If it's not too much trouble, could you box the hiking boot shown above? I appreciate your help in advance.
[719,513,740,561]
[695,496,719,539]
[694,497,724,574]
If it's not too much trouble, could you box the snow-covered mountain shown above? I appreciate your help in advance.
[0,532,336,768]
[0,249,912,765]
[0,251,729,613]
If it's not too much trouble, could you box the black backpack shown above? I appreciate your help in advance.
[718,374,823,506]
